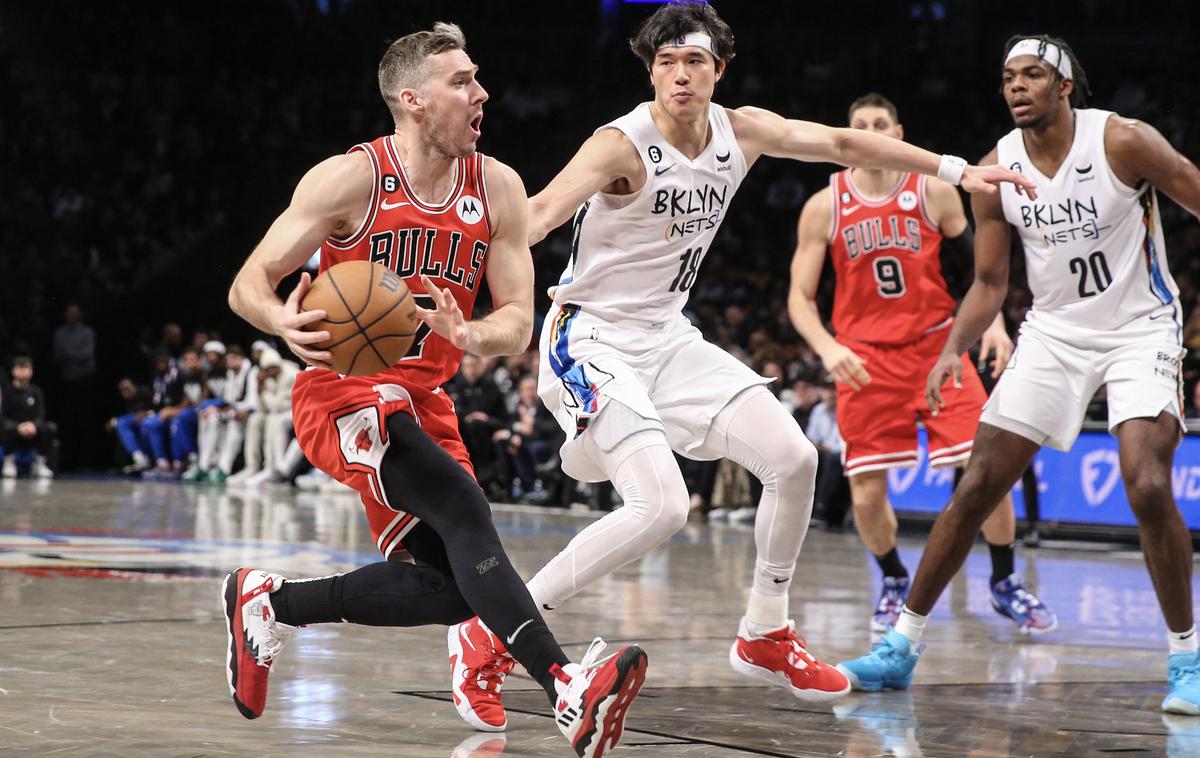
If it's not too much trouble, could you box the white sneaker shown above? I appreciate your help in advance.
[33,458,54,480]
[707,507,731,523]
[295,469,331,491]
[226,467,260,486]
[221,568,296,719]
[245,468,275,488]
[728,506,757,524]
[552,638,648,758]
[1,457,16,478]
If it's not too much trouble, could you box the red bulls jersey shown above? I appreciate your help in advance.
[828,170,955,345]
[304,135,493,391]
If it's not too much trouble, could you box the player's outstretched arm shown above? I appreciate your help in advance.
[926,178,1012,378]
[787,188,870,390]
[527,128,644,246]
[729,106,1037,198]
[1106,116,1200,219]
[228,152,373,369]
[420,158,534,357]
[926,151,1013,412]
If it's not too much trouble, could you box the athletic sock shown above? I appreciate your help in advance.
[875,547,908,579]
[271,575,343,626]
[894,605,928,645]
[988,543,1016,586]
[504,618,570,706]
[1169,626,1199,656]
[745,589,789,634]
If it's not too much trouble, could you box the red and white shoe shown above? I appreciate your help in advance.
[448,617,514,732]
[222,567,296,719]
[729,616,850,702]
[553,638,648,758]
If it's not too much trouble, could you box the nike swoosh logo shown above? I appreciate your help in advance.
[506,618,535,646]
[381,199,410,210]
[654,164,675,177]
[542,603,555,611]
[716,151,730,163]
[1075,164,1093,175]
[772,577,789,584]
[841,204,861,216]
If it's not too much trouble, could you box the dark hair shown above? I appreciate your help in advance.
[847,93,899,125]
[227,344,245,357]
[379,22,468,121]
[630,1,735,69]
[181,347,200,358]
[1002,34,1091,108]
[12,356,32,368]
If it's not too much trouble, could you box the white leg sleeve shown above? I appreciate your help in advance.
[266,410,293,472]
[527,403,689,611]
[197,413,219,470]
[697,387,817,627]
[278,438,305,477]
[243,413,266,471]
[219,418,244,474]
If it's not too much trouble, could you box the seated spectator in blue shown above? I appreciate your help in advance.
[109,376,154,473]
[184,341,229,481]
[1,356,56,479]
[141,348,205,479]
[494,376,561,503]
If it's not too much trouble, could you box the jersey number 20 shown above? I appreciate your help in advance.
[1070,250,1112,298]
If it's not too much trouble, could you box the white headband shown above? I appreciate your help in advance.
[1005,38,1073,80]
[657,32,716,58]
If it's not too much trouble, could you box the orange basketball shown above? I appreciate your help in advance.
[300,260,418,376]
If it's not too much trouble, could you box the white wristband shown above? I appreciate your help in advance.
[937,154,968,186]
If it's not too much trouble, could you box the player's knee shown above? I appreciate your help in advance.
[1124,466,1174,519]
[760,430,817,493]
[636,470,690,541]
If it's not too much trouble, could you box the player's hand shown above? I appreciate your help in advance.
[961,164,1038,200]
[415,275,474,351]
[274,272,333,370]
[978,321,1014,379]
[925,349,963,415]
[818,342,870,391]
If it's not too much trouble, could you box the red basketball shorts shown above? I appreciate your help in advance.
[292,370,472,560]
[835,327,986,478]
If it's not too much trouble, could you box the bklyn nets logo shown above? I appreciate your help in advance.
[457,195,483,225]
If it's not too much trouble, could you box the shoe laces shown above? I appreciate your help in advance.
[1171,656,1200,685]
[245,576,293,665]
[473,654,515,694]
[781,627,816,670]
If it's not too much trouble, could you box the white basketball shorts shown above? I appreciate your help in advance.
[537,303,771,481]
[980,317,1184,450]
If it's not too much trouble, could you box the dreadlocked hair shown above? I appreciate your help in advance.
[1003,34,1091,107]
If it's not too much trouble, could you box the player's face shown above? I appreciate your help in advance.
[849,107,903,140]
[423,49,488,158]
[1002,55,1069,129]
[650,47,723,120]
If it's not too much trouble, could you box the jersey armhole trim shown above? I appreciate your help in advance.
[917,174,940,232]
[477,153,494,235]
[827,173,839,243]
[1099,112,1143,197]
[327,143,380,250]
[591,124,650,210]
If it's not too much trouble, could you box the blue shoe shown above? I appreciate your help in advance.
[836,629,922,692]
[871,576,909,632]
[990,574,1057,635]
[1164,652,1200,715]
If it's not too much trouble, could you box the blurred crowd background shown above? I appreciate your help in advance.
[2,1,1199,506]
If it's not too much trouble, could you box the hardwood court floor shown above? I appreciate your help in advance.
[0,478,1195,756]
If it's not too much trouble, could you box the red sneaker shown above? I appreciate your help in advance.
[222,568,295,719]
[448,617,514,732]
[553,638,648,758]
[729,617,849,702]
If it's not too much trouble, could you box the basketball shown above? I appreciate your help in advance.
[300,260,418,376]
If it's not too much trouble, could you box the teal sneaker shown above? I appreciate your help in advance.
[836,629,922,692]
[1163,651,1200,715]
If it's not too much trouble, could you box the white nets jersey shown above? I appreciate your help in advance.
[551,102,749,323]
[996,108,1180,338]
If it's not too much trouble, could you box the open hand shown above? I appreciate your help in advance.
[272,272,332,370]
[415,275,474,351]
[961,164,1038,200]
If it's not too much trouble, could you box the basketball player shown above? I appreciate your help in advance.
[788,93,1056,634]
[222,24,646,756]
[838,35,1200,715]
[446,1,1037,731]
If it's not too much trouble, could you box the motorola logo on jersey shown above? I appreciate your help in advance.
[367,228,488,291]
[840,216,922,260]
[457,195,484,225]
[897,191,918,212]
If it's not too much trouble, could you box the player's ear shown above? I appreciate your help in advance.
[1060,77,1074,102]
[714,58,726,82]
[895,123,905,141]
[398,87,424,117]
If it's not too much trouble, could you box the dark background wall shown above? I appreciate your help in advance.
[3,0,1199,469]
